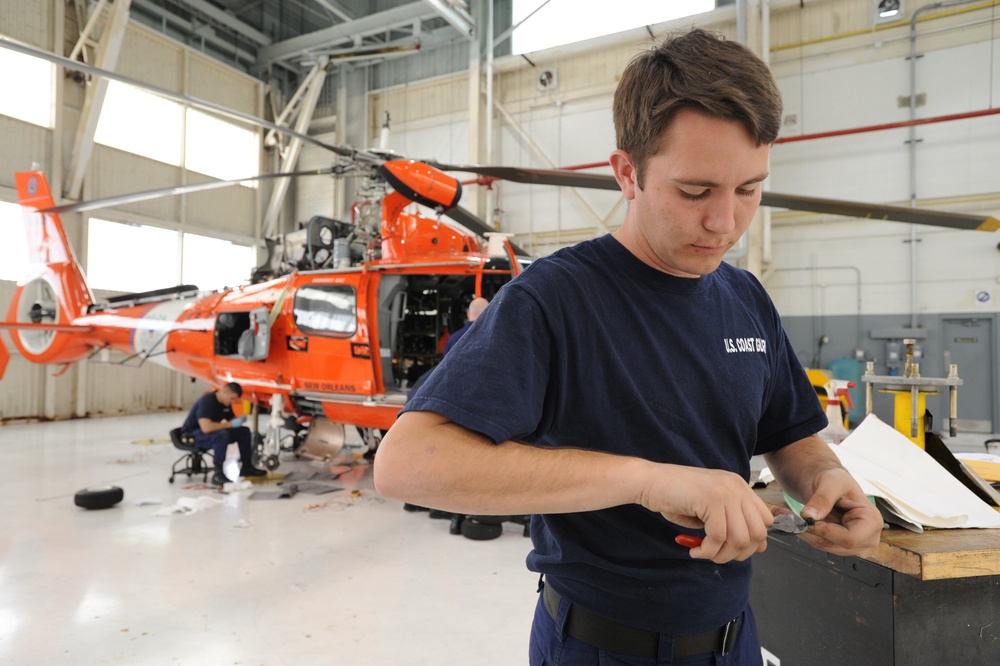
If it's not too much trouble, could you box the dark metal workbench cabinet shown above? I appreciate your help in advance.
[751,487,1000,664]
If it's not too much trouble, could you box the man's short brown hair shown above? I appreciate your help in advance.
[613,28,783,188]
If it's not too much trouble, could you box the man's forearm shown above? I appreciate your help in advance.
[198,418,229,434]
[375,411,652,515]
[762,435,845,503]
[378,411,794,563]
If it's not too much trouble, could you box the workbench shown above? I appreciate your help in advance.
[751,486,1000,664]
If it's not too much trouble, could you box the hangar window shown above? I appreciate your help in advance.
[94,82,258,184]
[0,44,54,128]
[293,285,357,337]
[185,109,259,183]
[182,233,256,291]
[87,218,179,292]
[512,0,714,54]
[0,201,28,281]
[95,81,183,166]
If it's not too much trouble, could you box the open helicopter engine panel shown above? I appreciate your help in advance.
[376,266,514,393]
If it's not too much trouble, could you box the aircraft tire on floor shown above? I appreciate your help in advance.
[460,517,503,540]
[74,485,124,510]
[468,514,506,525]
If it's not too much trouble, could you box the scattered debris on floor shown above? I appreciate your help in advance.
[152,495,223,516]
[303,489,383,513]
[249,483,300,500]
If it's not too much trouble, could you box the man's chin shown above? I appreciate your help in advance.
[680,256,726,277]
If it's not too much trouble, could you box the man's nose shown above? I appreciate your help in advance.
[702,195,737,234]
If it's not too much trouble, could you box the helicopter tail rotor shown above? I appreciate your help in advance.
[3,172,96,365]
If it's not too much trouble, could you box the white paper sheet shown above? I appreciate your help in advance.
[833,414,1000,529]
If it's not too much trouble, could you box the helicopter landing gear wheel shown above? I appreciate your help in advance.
[263,455,280,471]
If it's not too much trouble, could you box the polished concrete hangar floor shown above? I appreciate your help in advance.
[0,412,537,665]
[4,413,996,665]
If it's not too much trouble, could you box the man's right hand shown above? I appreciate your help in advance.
[640,465,773,564]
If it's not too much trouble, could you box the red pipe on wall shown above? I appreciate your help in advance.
[774,107,1000,144]
[476,107,1000,176]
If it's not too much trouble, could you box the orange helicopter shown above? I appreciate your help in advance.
[2,38,998,471]
[0,159,532,469]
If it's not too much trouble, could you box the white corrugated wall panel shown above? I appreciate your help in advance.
[187,54,260,114]
[84,361,185,417]
[0,279,47,421]
[297,130,339,223]
[0,353,46,422]
[0,0,52,47]
[0,117,51,190]
[91,148,182,223]
[184,172,256,236]
[118,21,184,92]
[370,75,469,133]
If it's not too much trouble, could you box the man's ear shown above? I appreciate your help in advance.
[609,149,638,200]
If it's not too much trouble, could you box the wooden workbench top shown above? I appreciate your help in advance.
[756,485,1000,581]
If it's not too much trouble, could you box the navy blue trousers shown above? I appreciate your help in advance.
[190,426,253,466]
[528,591,762,666]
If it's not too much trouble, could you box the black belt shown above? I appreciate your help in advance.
[542,583,740,659]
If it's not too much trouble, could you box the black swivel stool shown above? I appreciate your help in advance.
[168,427,213,483]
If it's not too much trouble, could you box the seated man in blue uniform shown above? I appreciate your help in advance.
[181,382,266,486]
[375,27,883,665]
[443,296,489,356]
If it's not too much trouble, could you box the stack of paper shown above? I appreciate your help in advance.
[831,415,1000,532]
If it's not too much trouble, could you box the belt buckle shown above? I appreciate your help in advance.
[719,617,739,656]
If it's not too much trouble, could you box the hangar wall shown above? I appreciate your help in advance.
[0,1,256,420]
[363,0,1000,302]
[360,0,1000,430]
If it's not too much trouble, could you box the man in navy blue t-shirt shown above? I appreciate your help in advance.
[375,28,883,665]
[182,382,266,486]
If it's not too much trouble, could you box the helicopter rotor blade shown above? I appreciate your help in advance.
[429,162,621,191]
[39,168,337,215]
[434,161,999,232]
[761,192,1000,232]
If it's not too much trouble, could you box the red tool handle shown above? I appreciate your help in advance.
[675,534,703,548]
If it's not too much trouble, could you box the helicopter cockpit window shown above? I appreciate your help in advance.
[293,285,357,337]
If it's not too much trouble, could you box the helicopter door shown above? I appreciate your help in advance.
[376,275,406,392]
[215,307,270,361]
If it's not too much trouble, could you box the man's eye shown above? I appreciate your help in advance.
[736,187,757,197]
[679,189,709,201]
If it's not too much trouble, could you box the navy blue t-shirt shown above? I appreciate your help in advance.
[443,319,474,356]
[404,234,826,634]
[182,392,232,434]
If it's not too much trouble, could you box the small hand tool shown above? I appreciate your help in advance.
[674,512,810,548]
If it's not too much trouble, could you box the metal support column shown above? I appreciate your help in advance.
[64,0,132,200]
[260,59,330,239]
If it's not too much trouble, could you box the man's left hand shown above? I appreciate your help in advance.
[795,467,883,557]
